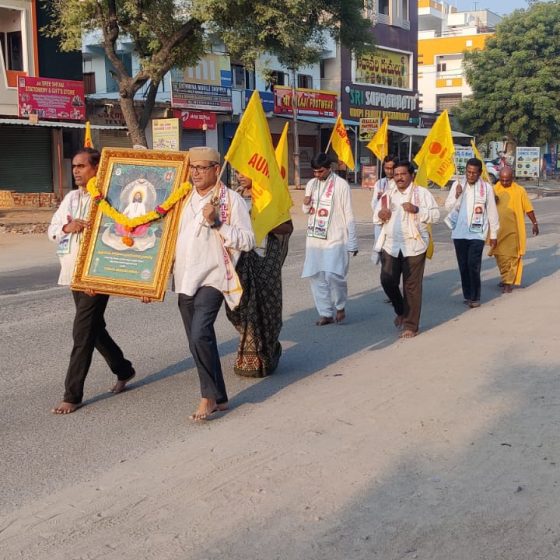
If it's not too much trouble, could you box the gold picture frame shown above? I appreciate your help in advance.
[72,148,190,301]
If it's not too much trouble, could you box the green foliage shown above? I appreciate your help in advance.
[456,1,560,145]
[197,0,374,69]
[44,0,374,143]
[44,1,205,79]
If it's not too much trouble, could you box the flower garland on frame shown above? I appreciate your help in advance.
[86,177,192,229]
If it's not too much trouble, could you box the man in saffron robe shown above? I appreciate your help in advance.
[491,167,539,293]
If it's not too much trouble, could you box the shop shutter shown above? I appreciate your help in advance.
[0,126,52,193]
[180,130,206,151]
[98,129,133,149]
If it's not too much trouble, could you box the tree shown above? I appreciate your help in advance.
[455,1,560,146]
[47,1,374,151]
[45,0,207,146]
[203,0,375,187]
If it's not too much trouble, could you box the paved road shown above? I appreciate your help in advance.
[0,195,557,517]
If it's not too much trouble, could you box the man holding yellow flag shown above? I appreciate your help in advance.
[302,152,358,326]
[224,96,293,377]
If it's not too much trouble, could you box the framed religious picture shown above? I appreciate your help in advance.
[72,148,191,301]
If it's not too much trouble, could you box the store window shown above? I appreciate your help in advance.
[0,8,24,72]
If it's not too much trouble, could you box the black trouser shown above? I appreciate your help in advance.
[63,291,134,404]
[453,239,485,302]
[178,287,228,405]
[380,250,427,333]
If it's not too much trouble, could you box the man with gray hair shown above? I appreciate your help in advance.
[174,147,255,421]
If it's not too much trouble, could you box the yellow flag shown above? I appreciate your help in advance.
[329,114,355,171]
[275,122,290,189]
[413,110,455,188]
[84,121,94,148]
[470,139,490,182]
[274,122,293,223]
[225,90,292,245]
[366,117,389,161]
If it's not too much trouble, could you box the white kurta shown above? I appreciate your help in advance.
[301,174,358,279]
[47,188,91,286]
[445,180,499,241]
[173,188,255,296]
[373,184,440,257]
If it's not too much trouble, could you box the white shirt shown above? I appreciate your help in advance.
[173,187,255,296]
[445,180,499,241]
[301,173,358,278]
[48,188,91,286]
[373,183,440,257]
[370,177,395,219]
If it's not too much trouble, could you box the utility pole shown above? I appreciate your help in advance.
[290,67,301,189]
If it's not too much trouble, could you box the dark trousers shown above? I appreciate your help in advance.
[380,250,427,333]
[64,290,134,404]
[453,239,485,302]
[178,287,228,405]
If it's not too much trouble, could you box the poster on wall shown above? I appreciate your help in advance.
[361,165,378,189]
[152,118,180,151]
[454,148,474,177]
[515,147,540,178]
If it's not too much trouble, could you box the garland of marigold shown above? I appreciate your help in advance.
[86,177,192,228]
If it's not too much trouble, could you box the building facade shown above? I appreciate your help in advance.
[0,1,124,201]
[321,0,420,169]
[418,0,501,114]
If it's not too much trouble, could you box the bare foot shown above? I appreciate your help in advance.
[51,401,81,415]
[189,398,229,422]
[394,315,404,329]
[316,316,334,326]
[109,370,136,394]
[399,329,418,339]
[335,309,346,323]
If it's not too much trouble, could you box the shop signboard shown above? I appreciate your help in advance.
[173,109,217,130]
[171,82,232,112]
[359,118,380,142]
[18,76,86,120]
[355,48,411,90]
[273,86,337,118]
[515,147,540,178]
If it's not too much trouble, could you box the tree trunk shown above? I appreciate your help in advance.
[119,94,147,147]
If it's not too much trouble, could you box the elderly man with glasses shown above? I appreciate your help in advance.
[174,146,255,421]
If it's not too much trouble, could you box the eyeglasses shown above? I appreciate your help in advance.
[191,164,217,173]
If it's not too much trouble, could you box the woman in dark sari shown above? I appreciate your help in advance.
[226,172,293,377]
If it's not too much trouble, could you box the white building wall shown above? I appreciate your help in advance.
[0,1,35,115]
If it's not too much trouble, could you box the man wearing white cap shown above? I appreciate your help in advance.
[174,147,255,420]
